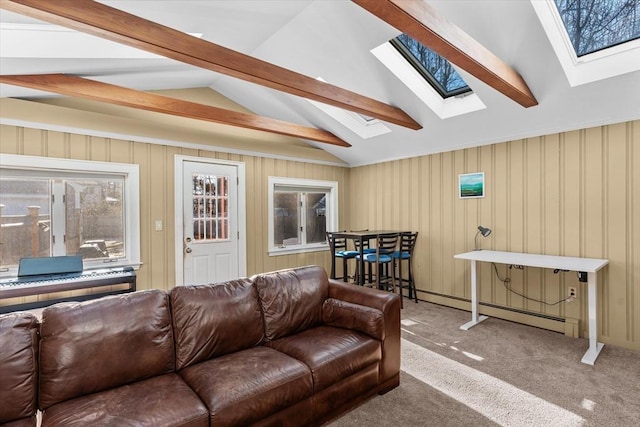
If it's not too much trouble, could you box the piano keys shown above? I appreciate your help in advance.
[0,256,136,313]
[0,267,136,299]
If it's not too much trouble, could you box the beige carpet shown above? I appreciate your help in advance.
[329,300,640,427]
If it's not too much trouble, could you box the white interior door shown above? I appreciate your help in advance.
[176,157,245,286]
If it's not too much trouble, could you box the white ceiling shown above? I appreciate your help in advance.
[1,0,639,167]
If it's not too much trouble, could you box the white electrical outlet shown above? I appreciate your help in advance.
[155,220,163,231]
[568,286,577,298]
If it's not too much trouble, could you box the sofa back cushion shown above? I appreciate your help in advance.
[0,312,39,425]
[170,278,264,370]
[253,265,329,341]
[38,290,175,410]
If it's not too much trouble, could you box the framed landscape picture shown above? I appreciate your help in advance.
[459,172,485,198]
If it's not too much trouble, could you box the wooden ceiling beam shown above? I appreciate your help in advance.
[0,74,351,147]
[0,0,421,130]
[352,0,538,108]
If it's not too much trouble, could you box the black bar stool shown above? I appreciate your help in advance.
[393,232,419,307]
[326,231,354,281]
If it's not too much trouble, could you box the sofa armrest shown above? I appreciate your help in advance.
[327,279,400,389]
[323,298,385,340]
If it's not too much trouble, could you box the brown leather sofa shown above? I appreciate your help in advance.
[0,265,400,426]
[0,312,39,427]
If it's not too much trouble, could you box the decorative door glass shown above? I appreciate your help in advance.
[192,174,229,241]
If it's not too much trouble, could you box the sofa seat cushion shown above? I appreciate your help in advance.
[1,417,37,427]
[266,326,381,392]
[41,373,208,427]
[179,346,312,426]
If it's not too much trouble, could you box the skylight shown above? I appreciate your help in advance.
[390,34,472,98]
[553,0,640,57]
[308,77,391,139]
[531,0,640,86]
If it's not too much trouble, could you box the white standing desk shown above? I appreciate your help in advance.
[454,250,609,365]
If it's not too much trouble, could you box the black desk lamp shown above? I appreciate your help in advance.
[474,225,492,250]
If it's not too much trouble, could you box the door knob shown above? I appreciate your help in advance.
[185,247,192,254]
[185,237,192,243]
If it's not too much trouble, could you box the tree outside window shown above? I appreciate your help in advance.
[0,154,140,276]
[392,33,471,98]
[554,0,640,56]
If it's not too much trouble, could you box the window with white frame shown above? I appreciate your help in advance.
[268,177,338,256]
[0,154,140,277]
[531,0,640,86]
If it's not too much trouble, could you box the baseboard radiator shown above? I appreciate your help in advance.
[414,289,579,337]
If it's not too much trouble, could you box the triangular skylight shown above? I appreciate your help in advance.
[390,34,472,99]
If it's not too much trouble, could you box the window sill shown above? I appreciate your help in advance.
[268,244,328,257]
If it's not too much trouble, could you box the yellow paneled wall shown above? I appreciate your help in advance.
[0,124,348,296]
[2,120,638,352]
[349,120,639,351]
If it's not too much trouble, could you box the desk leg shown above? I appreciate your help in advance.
[461,259,489,330]
[581,271,604,365]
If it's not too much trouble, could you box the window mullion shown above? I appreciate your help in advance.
[299,192,306,245]
[51,180,66,256]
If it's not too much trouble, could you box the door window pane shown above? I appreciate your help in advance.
[192,174,229,241]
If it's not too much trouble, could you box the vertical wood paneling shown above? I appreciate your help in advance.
[561,130,583,324]
[606,123,629,344]
[69,134,89,159]
[493,143,509,306]
[1,120,638,351]
[148,144,167,290]
[89,136,109,162]
[132,142,151,290]
[508,140,525,308]
[452,151,466,297]
[631,121,640,345]
[408,157,420,231]
[542,134,562,317]
[523,138,541,312]
[417,155,430,287]
[479,145,494,301]
[584,127,606,335]
[346,120,639,352]
[430,154,443,294]
[0,125,20,153]
[1,125,348,301]
[22,128,45,157]
[165,145,180,290]
[46,131,66,158]
[442,152,456,295]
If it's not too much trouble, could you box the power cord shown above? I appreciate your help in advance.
[491,263,573,306]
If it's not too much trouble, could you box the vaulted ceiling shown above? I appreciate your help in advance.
[1,0,639,167]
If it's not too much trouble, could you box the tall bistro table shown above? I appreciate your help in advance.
[332,230,408,287]
[454,250,609,365]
